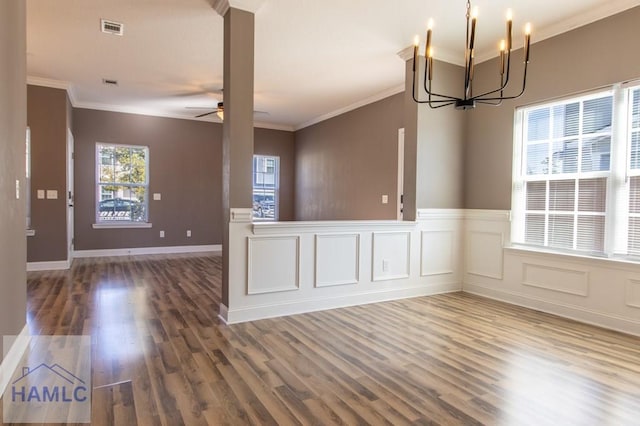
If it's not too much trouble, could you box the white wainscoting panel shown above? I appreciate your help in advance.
[315,234,360,287]
[372,232,411,282]
[421,230,454,276]
[247,236,300,295]
[466,231,504,280]
[626,279,640,308]
[522,262,589,297]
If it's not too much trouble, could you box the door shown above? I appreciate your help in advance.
[67,129,74,262]
[397,128,404,220]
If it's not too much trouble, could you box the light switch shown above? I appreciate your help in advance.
[46,190,58,200]
[153,193,161,201]
[382,195,389,204]
[37,190,45,199]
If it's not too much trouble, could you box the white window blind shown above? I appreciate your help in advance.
[517,92,612,253]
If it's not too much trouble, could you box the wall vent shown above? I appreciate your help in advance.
[101,19,123,36]
[102,79,118,86]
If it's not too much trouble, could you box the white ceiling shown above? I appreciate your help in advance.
[26,0,640,131]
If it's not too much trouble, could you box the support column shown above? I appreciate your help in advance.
[212,0,264,317]
[221,7,255,311]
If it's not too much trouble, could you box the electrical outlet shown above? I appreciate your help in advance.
[382,259,389,272]
[382,195,388,204]
[37,189,45,199]
[159,230,165,238]
[186,230,191,237]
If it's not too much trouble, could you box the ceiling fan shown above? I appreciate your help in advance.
[187,102,268,120]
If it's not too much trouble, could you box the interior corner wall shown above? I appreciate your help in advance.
[294,92,404,221]
[465,5,640,210]
[27,85,69,262]
[0,0,27,350]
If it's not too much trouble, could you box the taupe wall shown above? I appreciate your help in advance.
[73,108,295,251]
[465,6,640,209]
[294,93,404,220]
[255,127,295,221]
[27,85,69,262]
[74,109,222,250]
[0,0,27,353]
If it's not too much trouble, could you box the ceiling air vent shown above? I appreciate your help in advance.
[102,79,118,86]
[101,19,123,36]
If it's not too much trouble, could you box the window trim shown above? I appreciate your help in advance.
[95,142,150,225]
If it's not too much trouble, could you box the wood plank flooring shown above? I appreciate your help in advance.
[2,253,640,425]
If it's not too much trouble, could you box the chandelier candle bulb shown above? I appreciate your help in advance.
[428,47,433,80]
[425,18,433,58]
[499,40,506,75]
[412,35,419,71]
[506,9,513,50]
[524,23,531,62]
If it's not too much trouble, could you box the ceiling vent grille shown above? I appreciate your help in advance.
[101,19,123,36]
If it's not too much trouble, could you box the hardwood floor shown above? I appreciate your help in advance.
[3,253,640,425]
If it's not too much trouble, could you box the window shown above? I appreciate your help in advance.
[96,143,149,223]
[512,84,640,258]
[253,155,279,220]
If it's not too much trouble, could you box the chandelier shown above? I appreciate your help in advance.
[412,0,531,110]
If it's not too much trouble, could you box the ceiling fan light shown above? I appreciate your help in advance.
[217,102,224,121]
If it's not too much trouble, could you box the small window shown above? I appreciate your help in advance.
[253,155,279,221]
[96,143,149,223]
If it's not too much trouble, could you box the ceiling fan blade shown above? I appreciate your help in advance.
[195,111,216,118]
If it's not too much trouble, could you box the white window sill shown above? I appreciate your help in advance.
[92,222,153,229]
[26,229,35,237]
[505,244,640,269]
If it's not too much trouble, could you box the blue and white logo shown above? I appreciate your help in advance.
[11,363,89,404]
[3,335,92,423]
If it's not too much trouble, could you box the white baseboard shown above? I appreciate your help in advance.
[224,282,461,324]
[464,282,640,337]
[73,244,222,258]
[0,325,30,399]
[27,260,71,272]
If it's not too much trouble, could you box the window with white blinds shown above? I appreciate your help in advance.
[512,84,640,258]
[627,88,640,255]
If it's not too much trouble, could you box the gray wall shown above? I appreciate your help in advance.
[72,108,295,251]
[0,0,27,354]
[295,92,404,220]
[27,85,69,262]
[465,6,640,210]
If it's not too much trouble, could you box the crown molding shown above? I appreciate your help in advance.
[73,102,293,131]
[27,76,79,106]
[211,0,266,16]
[295,84,405,131]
